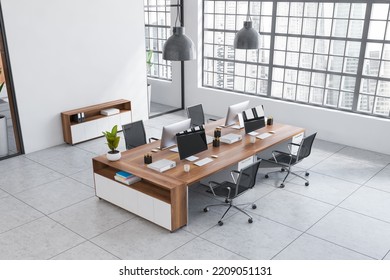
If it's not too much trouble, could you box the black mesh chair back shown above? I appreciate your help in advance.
[187,104,205,127]
[235,160,262,196]
[122,120,147,150]
[296,133,317,161]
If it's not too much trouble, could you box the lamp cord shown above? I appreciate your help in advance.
[174,0,181,27]
[247,0,252,21]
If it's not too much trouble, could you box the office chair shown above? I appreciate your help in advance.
[186,104,216,127]
[262,133,317,188]
[122,120,158,150]
[203,159,263,226]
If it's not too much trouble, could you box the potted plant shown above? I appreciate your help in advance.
[102,125,121,161]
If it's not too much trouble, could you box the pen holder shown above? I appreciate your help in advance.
[213,138,220,147]
[144,154,152,164]
[267,117,273,126]
[214,128,221,138]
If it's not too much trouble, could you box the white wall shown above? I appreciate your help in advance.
[2,0,148,153]
[148,61,181,108]
[182,0,390,155]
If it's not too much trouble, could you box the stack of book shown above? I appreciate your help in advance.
[114,171,141,185]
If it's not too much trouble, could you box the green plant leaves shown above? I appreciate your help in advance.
[102,125,120,152]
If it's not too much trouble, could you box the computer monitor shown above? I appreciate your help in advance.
[176,126,208,160]
[243,105,265,134]
[224,100,250,126]
[160,119,192,150]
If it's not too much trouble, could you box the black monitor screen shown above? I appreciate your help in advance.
[244,117,265,134]
[176,127,208,160]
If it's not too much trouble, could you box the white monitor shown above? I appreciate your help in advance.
[224,100,250,127]
[160,119,192,150]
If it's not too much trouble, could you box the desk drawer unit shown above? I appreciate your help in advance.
[94,174,172,230]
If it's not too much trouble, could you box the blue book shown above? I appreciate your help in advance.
[116,171,133,179]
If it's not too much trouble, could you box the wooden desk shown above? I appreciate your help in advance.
[92,119,304,231]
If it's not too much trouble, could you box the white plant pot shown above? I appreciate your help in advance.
[106,151,121,161]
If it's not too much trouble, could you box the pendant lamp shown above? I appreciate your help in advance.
[234,1,260,49]
[163,0,195,61]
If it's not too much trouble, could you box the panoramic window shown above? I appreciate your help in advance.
[144,0,172,81]
[202,1,390,118]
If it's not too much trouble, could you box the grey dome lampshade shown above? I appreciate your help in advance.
[163,27,196,61]
[234,21,260,49]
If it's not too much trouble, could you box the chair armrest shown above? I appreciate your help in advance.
[230,170,240,183]
[208,181,221,196]
[148,137,159,143]
[288,142,301,147]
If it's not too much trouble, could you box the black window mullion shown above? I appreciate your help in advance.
[352,3,372,111]
[267,1,277,97]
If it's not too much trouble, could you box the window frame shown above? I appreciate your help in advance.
[202,0,390,119]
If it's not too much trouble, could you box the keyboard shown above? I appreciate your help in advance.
[256,132,273,140]
[194,157,213,166]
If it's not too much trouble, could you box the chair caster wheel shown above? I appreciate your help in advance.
[265,174,269,179]
[203,207,209,212]
[252,204,257,209]
[248,218,253,223]
[305,182,309,186]
[218,221,223,226]
[305,172,310,177]
[225,199,229,203]
[279,183,285,188]
[281,168,285,172]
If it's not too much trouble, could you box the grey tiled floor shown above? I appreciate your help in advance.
[1,111,390,260]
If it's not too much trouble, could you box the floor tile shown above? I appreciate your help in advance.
[0,196,43,233]
[185,190,230,236]
[337,146,390,166]
[312,139,345,154]
[0,217,85,259]
[162,237,245,260]
[15,177,95,214]
[274,234,371,260]
[249,189,333,231]
[311,154,383,184]
[365,165,390,193]
[234,181,276,205]
[75,137,108,155]
[49,197,135,239]
[91,217,195,259]
[51,241,119,260]
[0,162,64,194]
[0,155,34,171]
[287,171,361,205]
[69,168,95,188]
[296,148,335,170]
[36,149,95,176]
[25,144,77,162]
[200,213,302,260]
[0,189,9,199]
[340,187,390,223]
[308,208,390,259]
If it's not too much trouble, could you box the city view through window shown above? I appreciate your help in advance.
[144,0,172,81]
[203,1,390,117]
